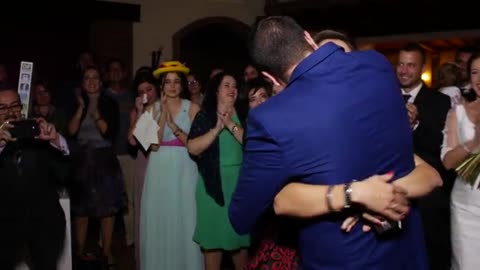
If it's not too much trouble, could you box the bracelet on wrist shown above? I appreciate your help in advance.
[325,185,335,212]
[230,124,239,134]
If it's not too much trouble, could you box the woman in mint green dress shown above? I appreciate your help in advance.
[139,63,202,270]
[187,72,250,270]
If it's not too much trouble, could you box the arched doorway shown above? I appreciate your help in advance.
[173,16,251,84]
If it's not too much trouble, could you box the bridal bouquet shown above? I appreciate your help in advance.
[456,152,480,186]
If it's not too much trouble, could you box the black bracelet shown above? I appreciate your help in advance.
[326,185,335,212]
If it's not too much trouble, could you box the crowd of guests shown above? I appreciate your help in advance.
[2,15,480,270]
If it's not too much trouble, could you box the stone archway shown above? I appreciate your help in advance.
[172,16,251,83]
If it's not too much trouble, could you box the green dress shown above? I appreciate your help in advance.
[193,115,250,250]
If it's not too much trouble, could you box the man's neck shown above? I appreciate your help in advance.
[284,50,313,84]
[403,81,423,93]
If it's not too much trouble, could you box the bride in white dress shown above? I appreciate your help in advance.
[441,52,480,270]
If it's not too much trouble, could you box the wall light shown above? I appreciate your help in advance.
[421,72,431,83]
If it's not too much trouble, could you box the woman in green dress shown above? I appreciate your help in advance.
[187,72,250,270]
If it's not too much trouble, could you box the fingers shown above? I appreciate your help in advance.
[34,118,55,140]
[377,171,394,182]
[390,198,409,216]
[392,184,408,195]
[382,209,404,221]
[217,112,228,123]
[346,217,360,232]
[36,118,48,134]
[362,225,372,232]
[0,124,15,144]
[0,128,13,141]
[383,198,409,221]
[361,213,383,225]
[341,216,359,232]
[0,121,13,131]
[406,103,417,113]
[304,31,319,50]
[135,97,143,106]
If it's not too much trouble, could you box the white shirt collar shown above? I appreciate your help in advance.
[402,83,423,103]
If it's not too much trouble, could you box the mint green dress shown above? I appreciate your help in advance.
[140,99,202,270]
[193,115,250,250]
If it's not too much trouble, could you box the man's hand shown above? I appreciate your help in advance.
[0,121,15,147]
[351,173,410,221]
[35,118,59,145]
[406,103,418,128]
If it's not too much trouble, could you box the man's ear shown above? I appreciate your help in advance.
[262,71,282,86]
[304,31,319,50]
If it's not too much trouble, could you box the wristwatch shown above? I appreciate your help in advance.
[344,181,356,208]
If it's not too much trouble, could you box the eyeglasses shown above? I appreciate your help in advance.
[0,103,22,115]
[188,80,199,85]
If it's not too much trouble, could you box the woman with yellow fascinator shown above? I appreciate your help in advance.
[139,61,203,270]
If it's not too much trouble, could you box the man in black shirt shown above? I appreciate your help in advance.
[0,83,69,270]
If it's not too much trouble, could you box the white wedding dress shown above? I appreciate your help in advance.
[441,104,480,270]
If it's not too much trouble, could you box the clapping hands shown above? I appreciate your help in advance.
[217,108,234,130]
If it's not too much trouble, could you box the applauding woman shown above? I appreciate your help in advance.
[139,62,202,270]
[187,72,249,270]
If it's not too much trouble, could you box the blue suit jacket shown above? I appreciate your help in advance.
[229,43,428,270]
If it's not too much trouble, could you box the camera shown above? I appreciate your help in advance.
[8,119,40,139]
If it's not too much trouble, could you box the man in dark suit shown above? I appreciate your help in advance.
[229,16,430,270]
[396,43,452,270]
[0,83,69,270]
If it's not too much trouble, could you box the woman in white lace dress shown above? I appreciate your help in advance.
[441,52,480,270]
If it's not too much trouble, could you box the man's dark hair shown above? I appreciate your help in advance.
[457,46,477,56]
[399,42,426,64]
[314,29,355,51]
[106,57,125,71]
[0,82,16,92]
[249,16,311,82]
[245,77,273,98]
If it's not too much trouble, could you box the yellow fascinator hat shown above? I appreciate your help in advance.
[153,61,190,78]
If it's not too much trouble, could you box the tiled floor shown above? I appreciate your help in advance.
[74,215,235,270]
[72,216,135,270]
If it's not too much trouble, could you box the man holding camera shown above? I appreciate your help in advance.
[0,83,69,270]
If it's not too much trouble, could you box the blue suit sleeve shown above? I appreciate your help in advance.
[228,113,289,234]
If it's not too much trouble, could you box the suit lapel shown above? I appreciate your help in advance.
[413,84,429,107]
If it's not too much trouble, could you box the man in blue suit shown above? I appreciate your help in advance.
[229,16,429,269]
